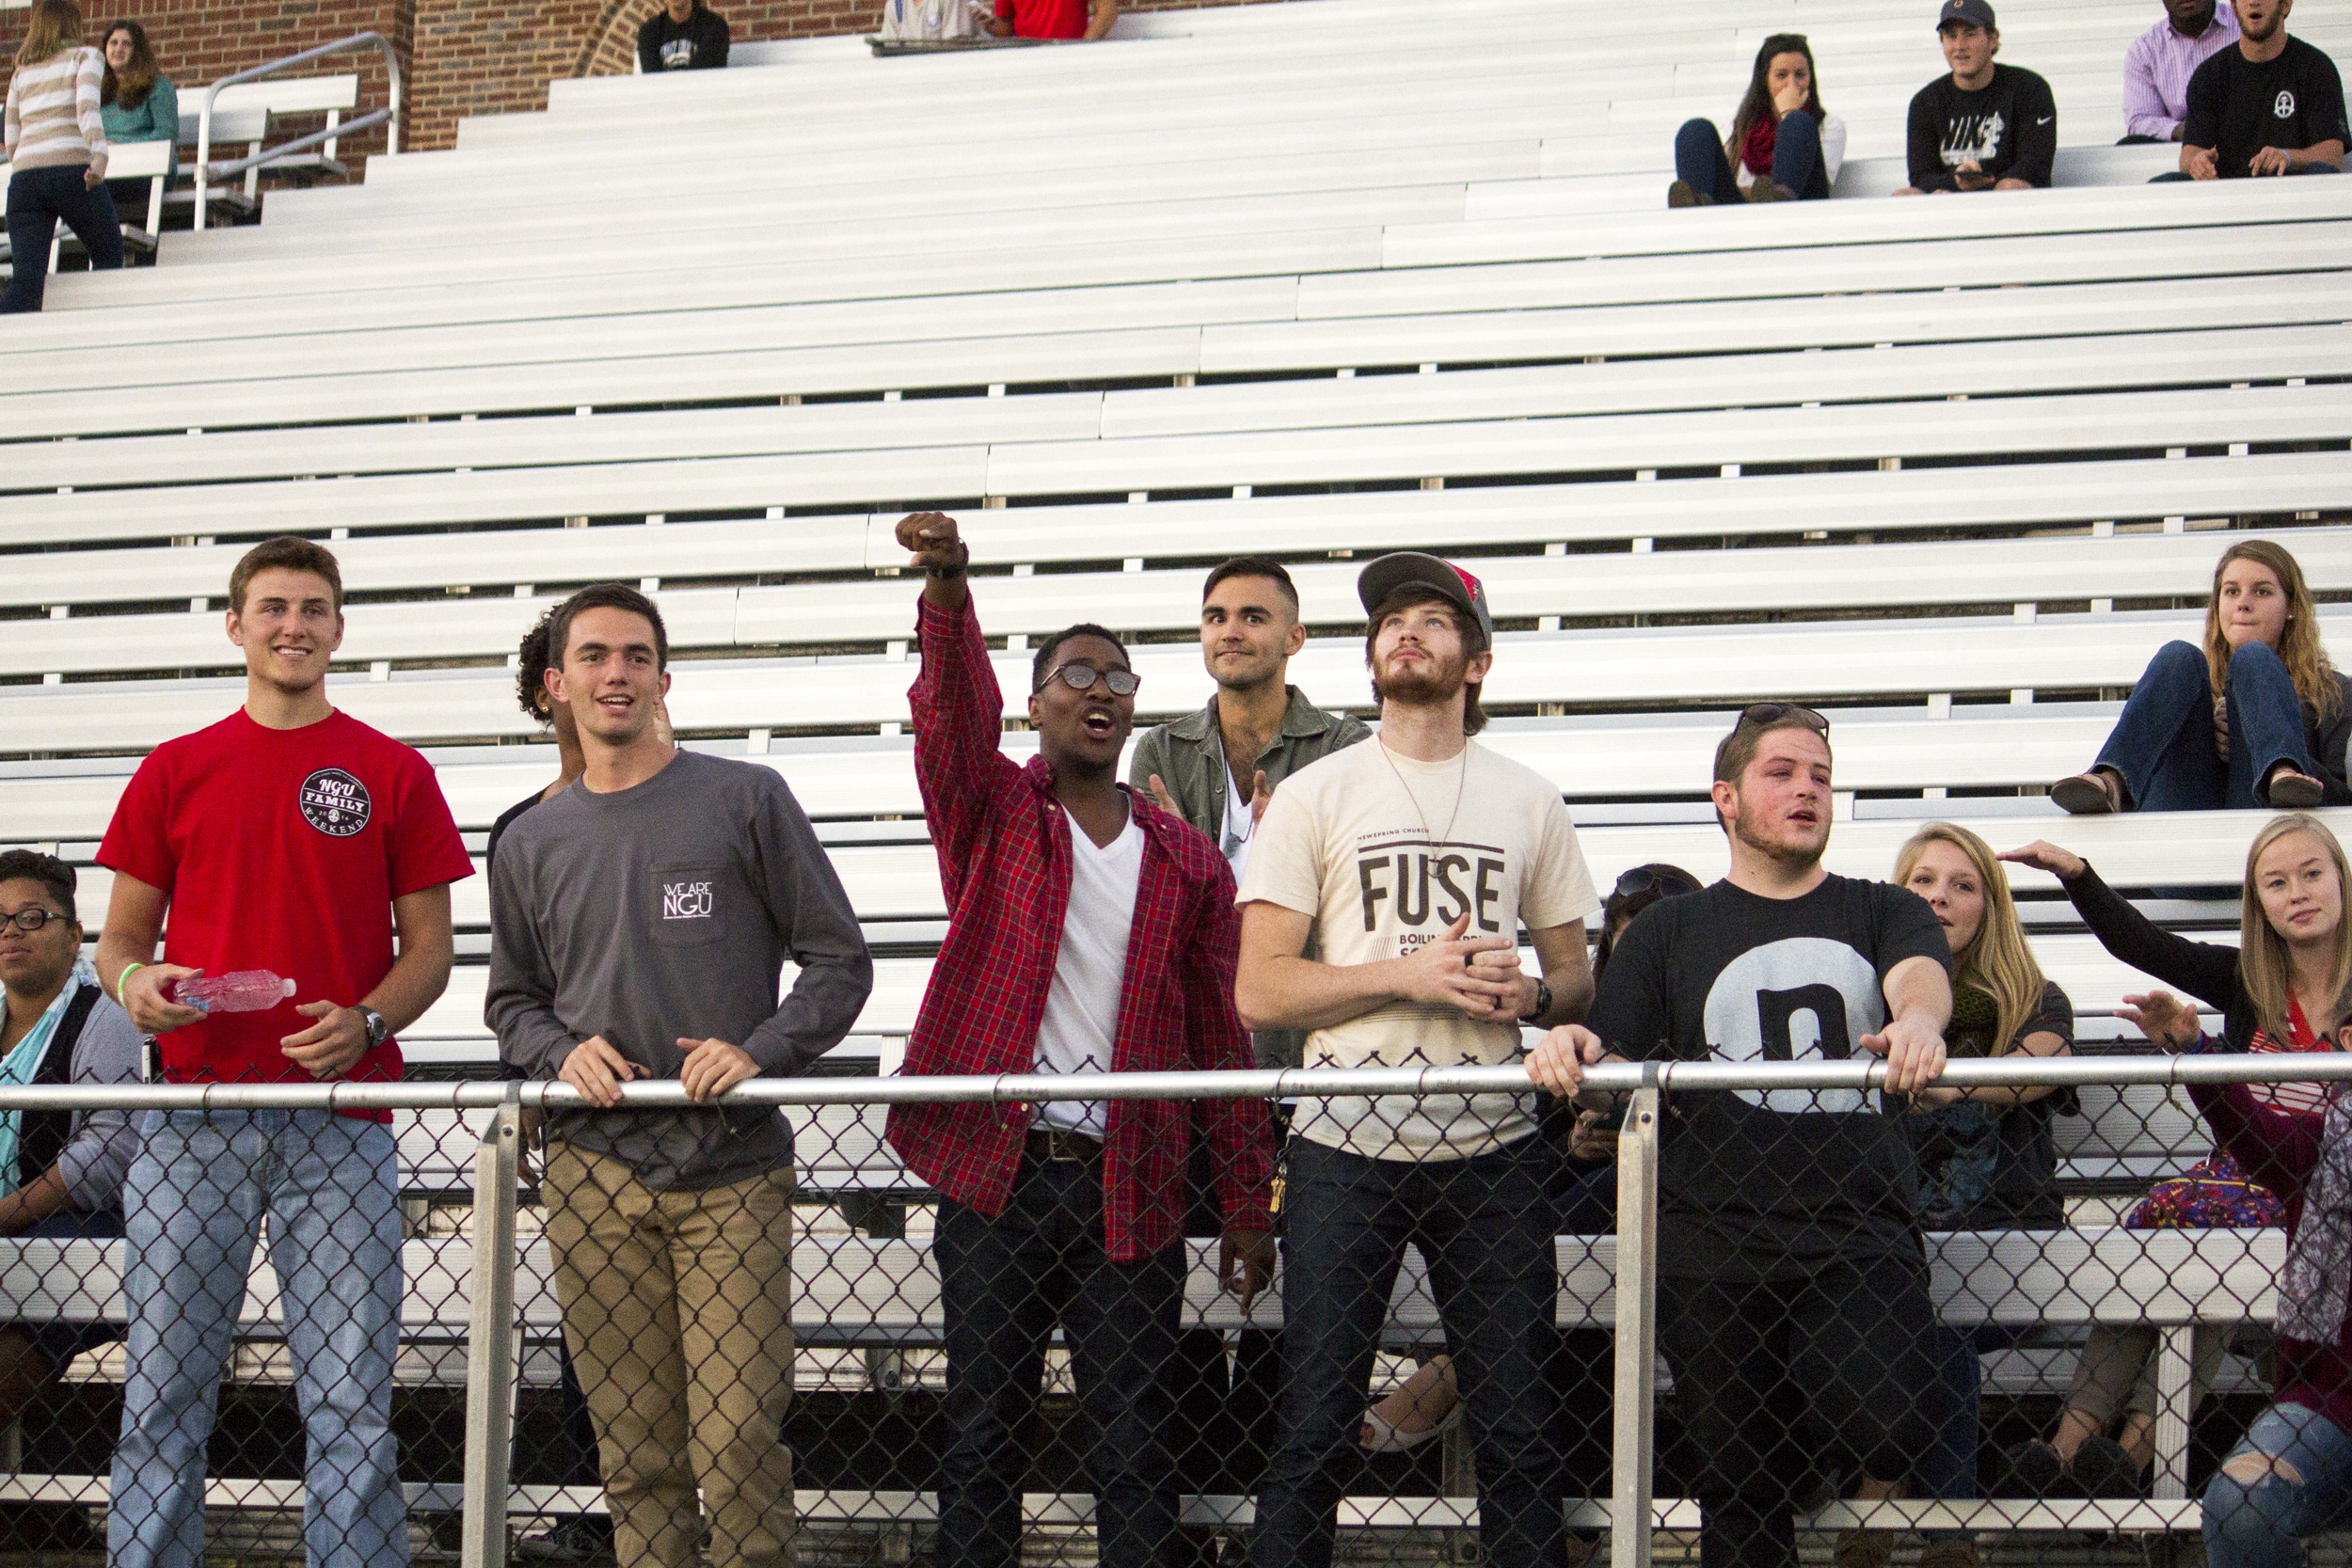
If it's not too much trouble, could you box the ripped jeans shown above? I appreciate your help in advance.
[2204,1402,2352,1568]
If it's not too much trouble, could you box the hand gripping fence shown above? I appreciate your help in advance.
[0,1053,2344,1568]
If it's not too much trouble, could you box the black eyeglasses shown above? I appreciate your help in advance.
[1737,702,1830,735]
[1041,664,1140,698]
[0,909,67,934]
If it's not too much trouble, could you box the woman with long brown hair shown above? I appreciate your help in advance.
[1,0,121,313]
[2053,538,2349,812]
[1669,33,1849,206]
[98,20,176,215]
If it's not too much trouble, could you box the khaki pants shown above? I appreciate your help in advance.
[543,1144,797,1568]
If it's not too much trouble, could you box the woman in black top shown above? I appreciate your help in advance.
[2050,540,2350,816]
[2002,814,2352,1065]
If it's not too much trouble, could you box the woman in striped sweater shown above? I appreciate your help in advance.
[3,0,121,314]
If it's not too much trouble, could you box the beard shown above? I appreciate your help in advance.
[1730,796,1829,871]
[1371,648,1470,710]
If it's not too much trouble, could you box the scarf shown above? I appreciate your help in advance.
[0,959,96,1197]
[2279,1082,2352,1343]
[1740,113,1780,177]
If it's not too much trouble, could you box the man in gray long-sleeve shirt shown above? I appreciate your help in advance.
[486,584,871,1568]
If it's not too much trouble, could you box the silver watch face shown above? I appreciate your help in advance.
[362,1008,388,1046]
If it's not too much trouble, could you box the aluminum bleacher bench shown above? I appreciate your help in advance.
[0,604,2340,754]
[9,525,2349,680]
[0,1225,2280,1529]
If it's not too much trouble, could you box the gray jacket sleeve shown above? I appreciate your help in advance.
[60,990,144,1212]
[485,834,580,1080]
[740,776,875,1075]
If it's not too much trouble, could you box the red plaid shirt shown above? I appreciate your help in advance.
[884,594,1277,1261]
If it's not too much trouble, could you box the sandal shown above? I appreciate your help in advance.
[2266,768,2327,809]
[2051,770,2122,815]
[1359,1394,1464,1454]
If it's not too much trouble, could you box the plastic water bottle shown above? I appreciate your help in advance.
[172,971,295,1014]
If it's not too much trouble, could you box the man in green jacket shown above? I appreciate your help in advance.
[1129,558,1368,1514]
[1133,560,1369,1063]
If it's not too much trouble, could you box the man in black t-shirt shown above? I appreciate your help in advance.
[2169,0,2345,177]
[1898,0,2058,193]
[1531,706,1953,1568]
[636,0,730,72]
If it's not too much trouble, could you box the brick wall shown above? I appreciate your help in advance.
[1,0,1291,164]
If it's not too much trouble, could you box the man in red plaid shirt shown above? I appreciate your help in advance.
[882,512,1278,1568]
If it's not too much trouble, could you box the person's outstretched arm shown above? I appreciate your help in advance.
[2001,842,2241,1010]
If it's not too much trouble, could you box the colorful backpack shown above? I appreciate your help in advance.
[2125,1149,2285,1229]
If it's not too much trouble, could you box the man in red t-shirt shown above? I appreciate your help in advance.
[93,536,472,1568]
[984,0,1116,40]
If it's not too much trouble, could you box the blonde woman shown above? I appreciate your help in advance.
[2,0,121,314]
[2053,540,2348,814]
[1881,826,2074,1560]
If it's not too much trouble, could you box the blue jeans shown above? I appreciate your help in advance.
[109,1110,408,1568]
[1674,113,1830,201]
[1920,1324,2026,1501]
[934,1152,1184,1568]
[1251,1134,1570,1568]
[2093,640,2321,810]
[2204,1402,2352,1568]
[1,165,121,313]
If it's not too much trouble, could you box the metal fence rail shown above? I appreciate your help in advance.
[0,1056,2329,1568]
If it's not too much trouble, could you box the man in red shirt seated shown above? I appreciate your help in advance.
[984,0,1117,40]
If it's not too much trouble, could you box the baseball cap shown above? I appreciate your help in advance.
[1937,0,1995,28]
[1356,552,1495,641]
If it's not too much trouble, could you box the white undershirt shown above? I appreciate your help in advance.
[1032,805,1143,1137]
[1221,763,1256,882]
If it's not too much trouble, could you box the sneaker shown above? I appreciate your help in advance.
[515,1515,617,1565]
[2070,1433,2145,1498]
[1997,1438,2065,1497]
[1836,1529,1893,1568]
[2051,771,2122,815]
[2266,768,2327,809]
[1917,1540,1981,1568]
[1747,179,1796,201]
[1667,180,1715,208]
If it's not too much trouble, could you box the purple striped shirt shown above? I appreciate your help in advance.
[2123,8,2241,140]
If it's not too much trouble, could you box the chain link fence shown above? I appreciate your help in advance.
[0,1053,2338,1568]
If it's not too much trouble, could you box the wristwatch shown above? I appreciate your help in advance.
[1520,978,1553,1022]
[357,1006,389,1050]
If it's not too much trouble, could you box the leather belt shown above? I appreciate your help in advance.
[1025,1127,1104,1164]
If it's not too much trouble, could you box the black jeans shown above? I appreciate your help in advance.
[1658,1252,1945,1568]
[935,1152,1185,1568]
[1251,1134,1570,1568]
[2,165,121,313]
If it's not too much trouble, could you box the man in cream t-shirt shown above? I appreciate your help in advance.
[1236,552,1600,1568]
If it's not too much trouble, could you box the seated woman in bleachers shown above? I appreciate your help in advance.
[2109,844,2352,1562]
[1998,814,2352,1523]
[1998,1151,2280,1499]
[1866,825,2074,1565]
[98,21,175,224]
[2003,813,2351,1100]
[1669,35,1848,207]
[2051,539,2349,815]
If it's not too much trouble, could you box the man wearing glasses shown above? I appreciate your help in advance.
[1531,704,1952,1568]
[882,514,1277,1568]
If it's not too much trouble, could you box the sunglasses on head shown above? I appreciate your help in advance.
[1737,702,1830,735]
[1041,663,1140,698]
[1613,865,1700,901]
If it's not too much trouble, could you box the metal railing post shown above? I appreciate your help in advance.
[193,31,402,230]
[460,1100,523,1568]
[1611,1085,1661,1568]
